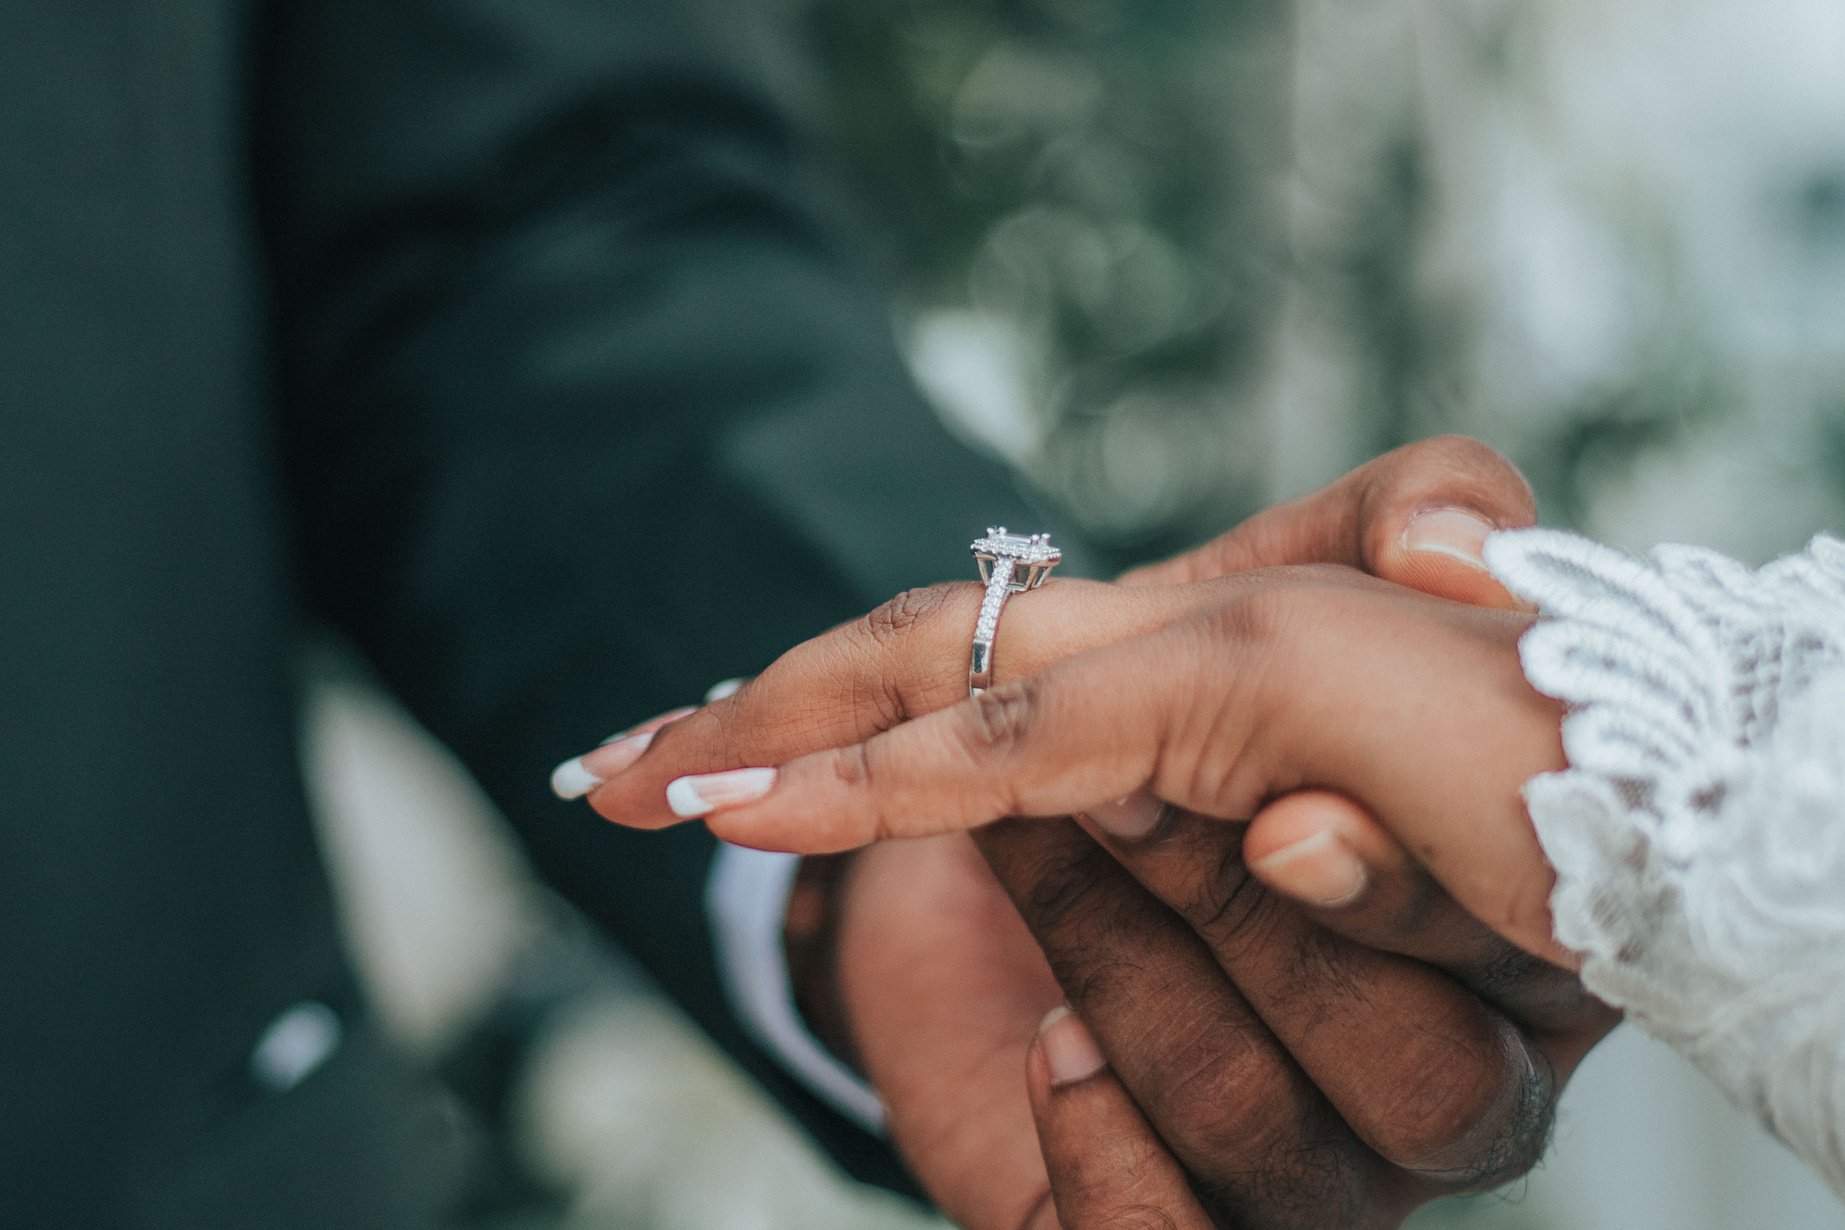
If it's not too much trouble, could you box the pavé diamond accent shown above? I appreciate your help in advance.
[967,526,1062,695]
[973,557,1015,644]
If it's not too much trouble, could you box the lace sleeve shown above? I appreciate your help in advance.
[1483,529,1845,1200]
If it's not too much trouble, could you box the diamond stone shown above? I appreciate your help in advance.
[971,525,1062,566]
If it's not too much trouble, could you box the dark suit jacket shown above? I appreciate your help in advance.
[0,1,1044,1224]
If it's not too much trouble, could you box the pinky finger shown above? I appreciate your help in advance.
[1028,1007,1216,1230]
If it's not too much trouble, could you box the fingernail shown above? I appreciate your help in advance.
[704,677,747,703]
[550,757,602,801]
[1402,507,1495,571]
[1084,792,1169,841]
[550,731,656,800]
[601,706,697,745]
[1038,1006,1106,1087]
[666,767,778,817]
[1250,829,1367,908]
[583,728,658,776]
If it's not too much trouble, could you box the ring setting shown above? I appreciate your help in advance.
[968,526,1062,695]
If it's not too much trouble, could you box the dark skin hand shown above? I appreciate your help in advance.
[565,437,1620,1228]
[1026,1005,1225,1230]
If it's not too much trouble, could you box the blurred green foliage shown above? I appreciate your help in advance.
[800,0,1845,563]
[800,0,1292,556]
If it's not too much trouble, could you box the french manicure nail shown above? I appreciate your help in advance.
[581,729,656,776]
[1402,507,1496,571]
[704,677,747,703]
[550,757,602,801]
[550,731,656,801]
[665,767,778,817]
[1084,792,1170,841]
[600,706,697,745]
[1250,829,1368,908]
[1038,1006,1107,1087]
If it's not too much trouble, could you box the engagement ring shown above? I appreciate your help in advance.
[968,527,1062,695]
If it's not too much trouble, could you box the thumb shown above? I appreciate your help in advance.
[1123,434,1536,610]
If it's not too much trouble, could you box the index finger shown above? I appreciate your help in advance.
[577,576,1205,829]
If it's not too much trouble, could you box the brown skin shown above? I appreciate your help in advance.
[571,437,1619,1228]
[832,835,1065,1230]
[1027,1011,1221,1230]
[622,567,1574,959]
[734,571,1616,1224]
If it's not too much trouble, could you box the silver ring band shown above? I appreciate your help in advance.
[968,527,1062,696]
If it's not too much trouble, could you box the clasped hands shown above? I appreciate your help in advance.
[566,437,1621,1230]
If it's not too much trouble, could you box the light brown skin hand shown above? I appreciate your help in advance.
[567,436,1620,1229]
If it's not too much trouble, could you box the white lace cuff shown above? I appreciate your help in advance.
[1485,529,1845,1201]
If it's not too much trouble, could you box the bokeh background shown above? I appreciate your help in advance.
[310,1,1845,1226]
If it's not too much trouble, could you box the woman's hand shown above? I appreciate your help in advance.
[581,566,1569,962]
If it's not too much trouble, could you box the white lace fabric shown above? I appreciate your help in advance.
[1484,529,1845,1200]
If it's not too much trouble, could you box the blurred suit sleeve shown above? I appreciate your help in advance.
[253,0,1054,1198]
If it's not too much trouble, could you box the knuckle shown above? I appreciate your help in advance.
[1191,1119,1371,1230]
[1133,1018,1379,1227]
[1467,1037,1559,1188]
[1195,870,1279,959]
[1397,434,1535,514]
[853,584,962,674]
[849,583,975,718]
[1184,595,1286,713]
[964,678,1038,757]
[859,584,956,648]
[1152,1021,1295,1160]
[1134,817,1278,955]
[1017,842,1118,939]
[1205,584,1284,646]
[1412,432,1505,472]
[1064,951,1150,1014]
[826,740,874,793]
[1145,613,1289,817]
[825,741,909,845]
[1379,1023,1555,1187]
[1250,925,1357,1022]
[1097,1207,1183,1230]
[1376,1049,1505,1168]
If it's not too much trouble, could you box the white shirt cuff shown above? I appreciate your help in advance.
[706,842,887,1134]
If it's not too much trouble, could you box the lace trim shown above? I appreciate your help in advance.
[1485,529,1845,1201]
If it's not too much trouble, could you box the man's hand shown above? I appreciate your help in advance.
[827,820,1612,1230]
[1023,1007,1222,1230]
[825,835,1066,1230]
